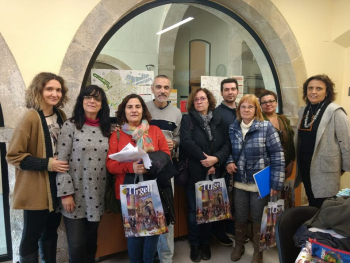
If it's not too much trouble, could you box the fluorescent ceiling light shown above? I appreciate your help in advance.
[156,17,194,35]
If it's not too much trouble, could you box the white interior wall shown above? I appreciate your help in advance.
[100,6,167,73]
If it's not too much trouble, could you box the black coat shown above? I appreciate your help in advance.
[179,109,231,189]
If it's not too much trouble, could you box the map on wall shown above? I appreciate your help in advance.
[201,75,244,105]
[91,70,154,116]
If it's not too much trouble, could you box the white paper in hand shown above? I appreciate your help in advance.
[108,143,152,169]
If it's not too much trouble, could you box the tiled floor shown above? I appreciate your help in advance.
[98,236,279,263]
[3,235,279,263]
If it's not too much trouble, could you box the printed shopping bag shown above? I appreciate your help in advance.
[195,175,232,224]
[259,199,284,251]
[281,179,295,209]
[120,179,168,237]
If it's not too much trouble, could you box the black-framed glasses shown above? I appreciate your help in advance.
[260,99,276,105]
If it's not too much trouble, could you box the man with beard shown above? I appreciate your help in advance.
[213,78,240,247]
[146,75,182,263]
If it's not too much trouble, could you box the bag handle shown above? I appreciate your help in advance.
[205,174,216,181]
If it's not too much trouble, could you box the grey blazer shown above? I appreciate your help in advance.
[294,103,350,198]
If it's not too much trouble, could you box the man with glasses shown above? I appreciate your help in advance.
[146,75,182,263]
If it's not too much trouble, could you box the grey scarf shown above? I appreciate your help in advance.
[199,111,213,141]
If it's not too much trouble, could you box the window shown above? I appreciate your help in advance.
[0,104,12,262]
[84,2,281,112]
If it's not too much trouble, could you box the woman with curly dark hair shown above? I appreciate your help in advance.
[56,85,111,263]
[179,88,231,262]
[295,74,350,208]
[7,72,69,262]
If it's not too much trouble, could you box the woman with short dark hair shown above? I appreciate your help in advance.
[56,85,111,263]
[259,90,295,178]
[295,74,350,208]
[106,94,170,263]
[180,88,231,262]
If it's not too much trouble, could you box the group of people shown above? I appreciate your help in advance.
[6,71,350,263]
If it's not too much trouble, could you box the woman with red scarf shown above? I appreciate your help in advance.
[107,94,170,263]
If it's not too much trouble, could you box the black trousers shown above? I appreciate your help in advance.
[63,216,100,263]
[299,152,327,209]
[20,210,61,256]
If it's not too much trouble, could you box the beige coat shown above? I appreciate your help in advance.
[295,103,350,198]
[6,109,66,211]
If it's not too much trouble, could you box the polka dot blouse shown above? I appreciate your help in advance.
[56,121,109,222]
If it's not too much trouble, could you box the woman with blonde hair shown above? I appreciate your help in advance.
[226,94,284,263]
[7,72,69,263]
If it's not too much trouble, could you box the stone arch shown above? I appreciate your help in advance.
[59,0,306,123]
[0,33,26,130]
[95,54,132,70]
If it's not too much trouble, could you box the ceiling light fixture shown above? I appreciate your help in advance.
[156,17,194,35]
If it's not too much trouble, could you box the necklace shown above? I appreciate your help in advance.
[303,102,324,128]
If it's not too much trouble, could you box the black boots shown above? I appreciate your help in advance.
[20,251,39,263]
[38,237,58,263]
[190,245,201,262]
[201,244,211,260]
[190,244,211,262]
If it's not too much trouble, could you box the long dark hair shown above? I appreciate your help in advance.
[70,85,111,137]
[116,94,152,126]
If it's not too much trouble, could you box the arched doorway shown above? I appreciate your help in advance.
[59,0,306,122]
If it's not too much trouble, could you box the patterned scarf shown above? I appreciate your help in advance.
[122,119,155,152]
[199,111,213,141]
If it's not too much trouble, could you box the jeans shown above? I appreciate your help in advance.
[157,177,174,263]
[20,210,61,257]
[185,188,212,246]
[63,216,100,263]
[127,235,159,263]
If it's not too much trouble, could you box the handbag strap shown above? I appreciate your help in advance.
[235,134,251,163]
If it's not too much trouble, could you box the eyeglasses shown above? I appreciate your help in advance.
[194,97,207,103]
[260,99,276,105]
[84,95,102,102]
[240,105,255,110]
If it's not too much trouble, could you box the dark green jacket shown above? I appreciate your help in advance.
[263,113,295,166]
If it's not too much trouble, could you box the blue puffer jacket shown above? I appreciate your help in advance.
[227,119,285,190]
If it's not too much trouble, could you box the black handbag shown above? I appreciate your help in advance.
[104,131,121,214]
[174,158,189,186]
[174,115,193,186]
[104,172,121,214]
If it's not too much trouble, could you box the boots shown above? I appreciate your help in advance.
[231,222,246,261]
[20,251,39,263]
[38,236,58,263]
[251,223,263,263]
[190,245,201,262]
